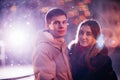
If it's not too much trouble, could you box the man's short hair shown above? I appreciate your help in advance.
[45,8,67,24]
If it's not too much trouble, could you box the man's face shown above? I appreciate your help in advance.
[47,15,68,38]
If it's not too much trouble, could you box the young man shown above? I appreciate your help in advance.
[33,8,73,80]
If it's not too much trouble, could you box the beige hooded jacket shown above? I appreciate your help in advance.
[33,29,72,80]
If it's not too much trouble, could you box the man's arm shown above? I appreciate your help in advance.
[33,46,56,80]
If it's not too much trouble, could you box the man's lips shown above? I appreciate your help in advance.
[58,30,65,33]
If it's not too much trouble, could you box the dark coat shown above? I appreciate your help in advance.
[68,43,118,80]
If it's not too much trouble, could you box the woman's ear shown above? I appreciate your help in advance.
[93,38,97,45]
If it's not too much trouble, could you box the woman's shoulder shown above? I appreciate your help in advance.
[68,42,78,52]
[99,45,108,55]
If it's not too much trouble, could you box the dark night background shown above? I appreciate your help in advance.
[0,0,120,80]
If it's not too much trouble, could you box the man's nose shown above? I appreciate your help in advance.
[58,22,64,28]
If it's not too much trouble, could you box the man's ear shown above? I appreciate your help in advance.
[45,24,49,29]
[47,24,54,30]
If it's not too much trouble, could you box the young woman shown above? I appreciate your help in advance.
[68,19,118,80]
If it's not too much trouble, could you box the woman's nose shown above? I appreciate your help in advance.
[82,33,87,39]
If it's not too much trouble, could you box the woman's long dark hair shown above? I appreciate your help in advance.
[68,19,107,70]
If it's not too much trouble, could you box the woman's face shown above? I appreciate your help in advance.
[78,25,96,47]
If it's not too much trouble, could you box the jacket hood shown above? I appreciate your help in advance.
[35,29,66,50]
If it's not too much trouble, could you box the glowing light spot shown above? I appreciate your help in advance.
[8,30,27,47]
[26,22,30,25]
[96,34,105,49]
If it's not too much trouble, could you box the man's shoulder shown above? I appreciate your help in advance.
[36,42,51,49]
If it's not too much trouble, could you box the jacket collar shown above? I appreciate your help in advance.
[36,29,66,50]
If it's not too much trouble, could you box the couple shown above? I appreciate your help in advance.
[32,8,117,80]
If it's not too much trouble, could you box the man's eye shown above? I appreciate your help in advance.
[52,20,67,25]
[63,21,67,24]
[53,21,60,24]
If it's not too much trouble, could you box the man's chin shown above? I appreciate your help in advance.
[55,35,65,38]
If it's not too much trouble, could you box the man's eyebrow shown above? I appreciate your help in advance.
[52,20,67,22]
[55,19,67,21]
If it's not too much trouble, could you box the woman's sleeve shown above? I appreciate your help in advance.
[97,56,118,80]
[102,56,118,80]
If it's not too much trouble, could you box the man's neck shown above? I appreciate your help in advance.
[54,38,64,43]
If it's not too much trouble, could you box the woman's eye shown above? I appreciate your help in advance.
[86,32,92,36]
[79,31,84,35]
